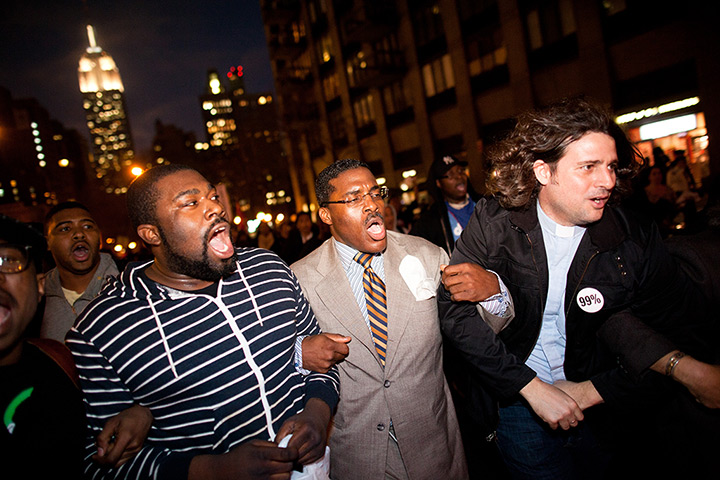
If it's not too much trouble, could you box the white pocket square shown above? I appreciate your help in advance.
[399,255,436,301]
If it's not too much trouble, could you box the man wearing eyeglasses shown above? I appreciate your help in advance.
[291,159,510,479]
[0,214,85,477]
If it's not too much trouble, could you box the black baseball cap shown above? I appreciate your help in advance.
[430,155,468,179]
[0,214,47,270]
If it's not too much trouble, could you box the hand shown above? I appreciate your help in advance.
[275,398,331,465]
[189,439,298,480]
[93,404,153,467]
[302,333,351,373]
[519,377,584,430]
[671,356,720,409]
[441,263,500,303]
[554,380,604,411]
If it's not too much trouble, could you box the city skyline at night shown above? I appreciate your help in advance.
[0,0,275,156]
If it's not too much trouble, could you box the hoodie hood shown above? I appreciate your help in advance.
[44,252,119,300]
[88,251,290,439]
[106,260,175,302]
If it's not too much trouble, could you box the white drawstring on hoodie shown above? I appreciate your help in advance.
[144,261,278,440]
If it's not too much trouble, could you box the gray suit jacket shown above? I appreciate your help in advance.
[292,231,468,480]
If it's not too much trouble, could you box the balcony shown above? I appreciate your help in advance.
[268,36,308,60]
[527,34,579,72]
[318,57,336,77]
[356,122,377,140]
[470,64,510,95]
[260,0,301,23]
[340,2,399,45]
[393,147,421,171]
[386,107,415,129]
[602,0,676,46]
[332,134,349,150]
[325,96,342,112]
[309,145,326,159]
[349,50,407,89]
[425,88,457,113]
[283,103,320,126]
[460,2,501,38]
[276,67,314,92]
[310,14,329,36]
[416,36,448,65]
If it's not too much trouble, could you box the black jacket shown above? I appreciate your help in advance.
[438,197,711,434]
[411,192,481,256]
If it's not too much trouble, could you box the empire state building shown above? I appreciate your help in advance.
[78,25,135,193]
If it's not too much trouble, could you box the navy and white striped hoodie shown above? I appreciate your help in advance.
[67,247,339,479]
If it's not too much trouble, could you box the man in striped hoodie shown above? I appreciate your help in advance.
[67,164,339,480]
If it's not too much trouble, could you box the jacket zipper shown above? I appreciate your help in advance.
[512,224,544,362]
[565,250,600,317]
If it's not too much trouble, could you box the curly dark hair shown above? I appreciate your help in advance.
[315,158,371,205]
[486,96,645,209]
[126,164,196,229]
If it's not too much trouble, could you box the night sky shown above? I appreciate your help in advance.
[0,0,276,154]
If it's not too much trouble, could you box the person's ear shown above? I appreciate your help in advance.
[137,225,161,246]
[36,272,46,298]
[318,207,332,226]
[533,160,551,186]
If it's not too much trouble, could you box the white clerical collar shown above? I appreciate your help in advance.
[537,202,585,238]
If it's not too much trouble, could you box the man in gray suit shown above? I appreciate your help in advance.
[292,159,512,479]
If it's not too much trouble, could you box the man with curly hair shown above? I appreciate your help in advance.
[438,97,720,478]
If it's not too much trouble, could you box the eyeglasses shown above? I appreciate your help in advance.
[0,244,33,274]
[321,186,388,207]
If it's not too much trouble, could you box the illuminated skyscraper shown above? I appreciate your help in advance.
[78,25,135,194]
[199,68,239,148]
[197,66,293,221]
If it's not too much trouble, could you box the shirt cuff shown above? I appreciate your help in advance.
[295,335,311,375]
[479,271,511,317]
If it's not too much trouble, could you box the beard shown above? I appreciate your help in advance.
[157,222,237,282]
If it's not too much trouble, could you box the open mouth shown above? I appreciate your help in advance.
[72,242,90,262]
[590,195,609,208]
[207,221,234,259]
[0,292,12,326]
[365,213,386,241]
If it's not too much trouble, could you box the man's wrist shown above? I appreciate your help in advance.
[665,351,686,377]
[577,380,603,409]
[479,271,510,316]
[302,398,332,426]
[295,336,311,375]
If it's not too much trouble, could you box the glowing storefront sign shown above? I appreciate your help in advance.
[616,97,699,124]
[638,114,697,140]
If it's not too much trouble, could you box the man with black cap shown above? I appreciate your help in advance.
[411,155,480,255]
[0,214,85,477]
[410,156,517,476]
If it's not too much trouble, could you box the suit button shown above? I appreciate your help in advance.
[384,380,391,388]
[377,423,385,431]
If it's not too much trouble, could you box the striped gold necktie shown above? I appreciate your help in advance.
[355,252,388,367]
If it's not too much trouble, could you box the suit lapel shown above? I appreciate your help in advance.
[314,241,378,359]
[383,233,414,370]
